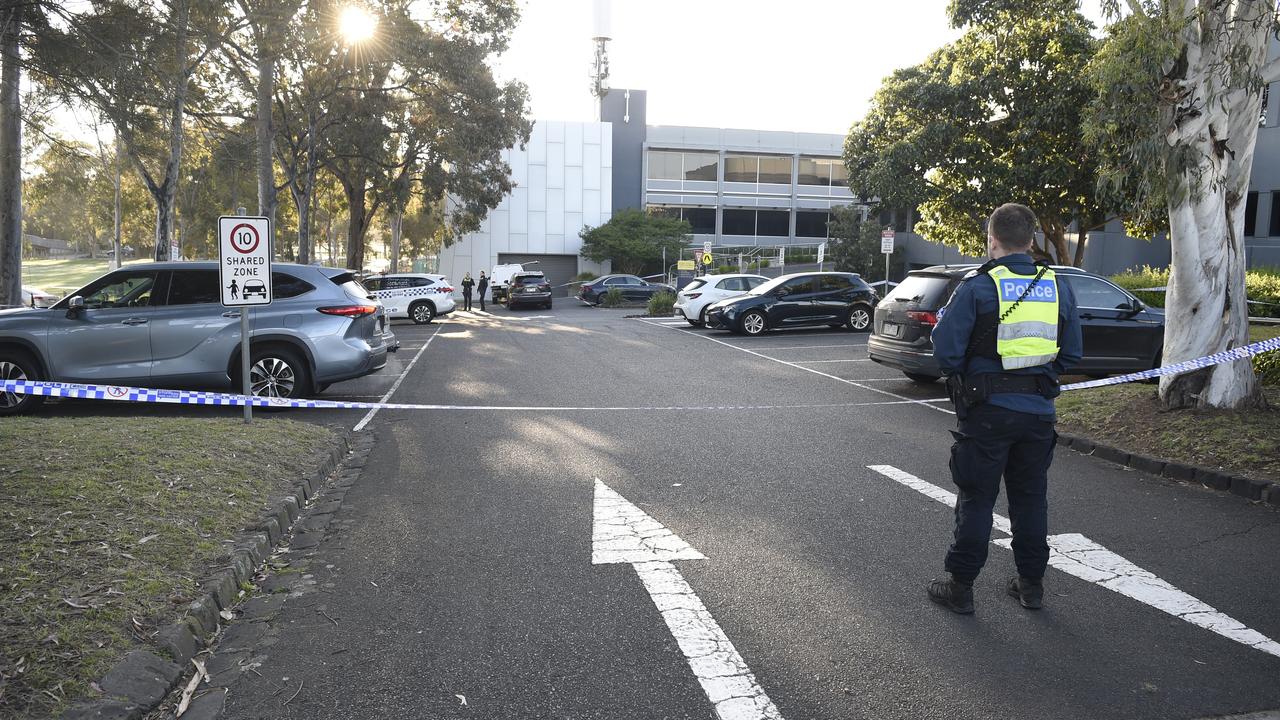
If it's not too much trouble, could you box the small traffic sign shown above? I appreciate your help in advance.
[881,228,895,254]
[817,242,827,265]
[219,216,273,307]
[677,259,695,271]
[703,241,713,255]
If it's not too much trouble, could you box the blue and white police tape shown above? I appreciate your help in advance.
[2,336,1277,409]
[1058,335,1280,391]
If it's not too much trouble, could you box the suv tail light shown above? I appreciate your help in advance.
[685,292,702,299]
[318,305,378,318]
[906,311,938,326]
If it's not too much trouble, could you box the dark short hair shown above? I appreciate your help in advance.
[988,203,1037,250]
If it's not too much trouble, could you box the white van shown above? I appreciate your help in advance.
[489,263,527,305]
[363,273,456,324]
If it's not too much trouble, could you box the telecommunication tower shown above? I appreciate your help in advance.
[590,0,612,114]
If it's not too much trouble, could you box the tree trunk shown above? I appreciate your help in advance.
[1157,2,1268,410]
[148,0,191,261]
[389,209,403,272]
[255,48,276,223]
[0,0,22,308]
[112,140,123,270]
[343,175,368,270]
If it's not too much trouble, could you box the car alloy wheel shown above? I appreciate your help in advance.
[847,305,872,332]
[250,356,297,398]
[0,360,29,410]
[410,301,435,324]
[741,311,767,336]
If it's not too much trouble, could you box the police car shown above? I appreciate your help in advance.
[362,273,456,324]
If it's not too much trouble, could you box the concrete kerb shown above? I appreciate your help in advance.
[60,428,363,720]
[1057,431,1280,509]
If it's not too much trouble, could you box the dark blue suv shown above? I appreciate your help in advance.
[705,272,877,336]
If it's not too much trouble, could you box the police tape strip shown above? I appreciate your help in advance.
[2,337,1277,409]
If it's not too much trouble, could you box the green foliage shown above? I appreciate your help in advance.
[826,205,906,282]
[845,3,1101,265]
[601,287,624,307]
[647,291,676,316]
[1108,266,1170,307]
[574,271,599,281]
[715,265,735,274]
[1110,266,1280,319]
[579,208,692,276]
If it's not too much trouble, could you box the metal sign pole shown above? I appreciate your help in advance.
[885,253,890,287]
[241,309,252,423]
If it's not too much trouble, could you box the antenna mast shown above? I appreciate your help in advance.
[590,0,612,117]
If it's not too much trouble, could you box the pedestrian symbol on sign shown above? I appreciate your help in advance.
[228,279,239,300]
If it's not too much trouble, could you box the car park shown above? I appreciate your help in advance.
[867,264,1166,383]
[673,273,768,327]
[0,262,395,415]
[576,274,676,305]
[506,272,553,310]
[362,273,456,325]
[21,287,59,309]
[704,272,877,336]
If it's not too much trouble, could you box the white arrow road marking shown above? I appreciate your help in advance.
[867,465,1280,659]
[592,480,784,720]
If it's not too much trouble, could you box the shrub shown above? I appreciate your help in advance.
[1110,266,1280,318]
[601,287,624,307]
[1255,349,1280,386]
[647,291,676,316]
[1109,266,1169,307]
[716,265,735,274]
[574,271,599,281]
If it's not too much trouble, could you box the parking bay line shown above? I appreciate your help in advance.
[641,319,953,415]
[353,322,446,432]
[866,464,1280,659]
[785,359,872,364]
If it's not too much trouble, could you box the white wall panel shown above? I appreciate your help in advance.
[547,142,565,188]
[547,189,565,235]
[529,122,547,164]
[584,190,602,226]
[528,165,547,210]
[566,123,583,164]
[565,167,583,211]
[547,121,565,143]
[583,145,602,189]
[510,188,528,232]
[528,211,547,252]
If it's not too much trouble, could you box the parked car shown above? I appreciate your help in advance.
[705,272,877,336]
[867,264,1166,383]
[0,262,395,415]
[363,273,456,324]
[576,274,676,305]
[489,263,529,305]
[506,272,553,310]
[674,274,768,327]
[21,287,58,309]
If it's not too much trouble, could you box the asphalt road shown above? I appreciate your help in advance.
[175,303,1279,719]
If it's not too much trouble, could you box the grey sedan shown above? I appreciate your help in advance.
[0,262,395,415]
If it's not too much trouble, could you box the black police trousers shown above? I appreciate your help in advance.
[944,402,1056,583]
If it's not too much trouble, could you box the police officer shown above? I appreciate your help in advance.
[926,203,1083,614]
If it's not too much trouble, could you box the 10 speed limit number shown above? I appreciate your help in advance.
[219,216,273,306]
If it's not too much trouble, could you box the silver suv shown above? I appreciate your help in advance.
[0,262,395,415]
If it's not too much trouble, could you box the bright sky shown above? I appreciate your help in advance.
[496,0,1108,135]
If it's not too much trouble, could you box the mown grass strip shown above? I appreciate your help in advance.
[0,417,337,718]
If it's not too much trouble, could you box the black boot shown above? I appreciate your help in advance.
[1006,576,1043,610]
[927,576,974,614]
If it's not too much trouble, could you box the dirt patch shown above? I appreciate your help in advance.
[0,417,338,718]
[1057,383,1280,484]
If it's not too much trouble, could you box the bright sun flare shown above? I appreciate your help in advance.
[339,6,378,44]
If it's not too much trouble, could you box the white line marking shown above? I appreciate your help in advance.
[736,344,868,350]
[351,399,950,412]
[593,480,783,719]
[641,319,953,415]
[866,465,1280,659]
[353,323,445,432]
[786,359,872,364]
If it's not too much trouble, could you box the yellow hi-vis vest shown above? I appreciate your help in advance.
[988,265,1060,370]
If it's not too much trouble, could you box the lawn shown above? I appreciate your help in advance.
[20,258,145,297]
[1057,323,1280,485]
[0,417,338,719]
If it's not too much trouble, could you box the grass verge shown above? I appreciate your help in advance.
[1058,327,1280,486]
[0,417,338,718]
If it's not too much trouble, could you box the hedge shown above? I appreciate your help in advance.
[1110,266,1280,319]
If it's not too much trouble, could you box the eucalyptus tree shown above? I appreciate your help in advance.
[844,1,1101,266]
[1086,0,1278,409]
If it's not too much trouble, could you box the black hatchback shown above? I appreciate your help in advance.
[705,272,878,336]
[868,265,1166,383]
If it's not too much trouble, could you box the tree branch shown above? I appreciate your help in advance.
[1124,0,1147,17]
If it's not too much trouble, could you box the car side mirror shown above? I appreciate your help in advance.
[66,296,85,319]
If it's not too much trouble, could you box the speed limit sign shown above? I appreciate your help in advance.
[219,215,273,306]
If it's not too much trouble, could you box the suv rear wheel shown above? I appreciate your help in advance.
[0,350,44,416]
[239,346,312,401]
[409,301,435,325]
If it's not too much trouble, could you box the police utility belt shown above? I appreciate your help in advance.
[946,372,1060,411]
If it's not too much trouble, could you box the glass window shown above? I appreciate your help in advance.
[797,158,824,186]
[274,272,315,299]
[830,161,848,187]
[1245,191,1258,236]
[647,150,683,180]
[795,211,829,238]
[819,275,854,293]
[746,277,767,289]
[780,276,815,295]
[723,209,755,235]
[80,271,158,309]
[330,272,373,300]
[717,277,745,292]
[758,156,791,184]
[623,275,644,285]
[757,210,790,237]
[684,208,716,235]
[647,205,681,220]
[166,270,220,305]
[724,155,758,183]
[363,277,383,291]
[603,276,627,285]
[1065,275,1132,310]
[413,277,437,287]
[885,274,957,308]
[683,152,718,182]
[1271,191,1280,237]
[684,279,707,291]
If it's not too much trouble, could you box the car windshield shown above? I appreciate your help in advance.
[748,275,793,295]
[885,274,956,309]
